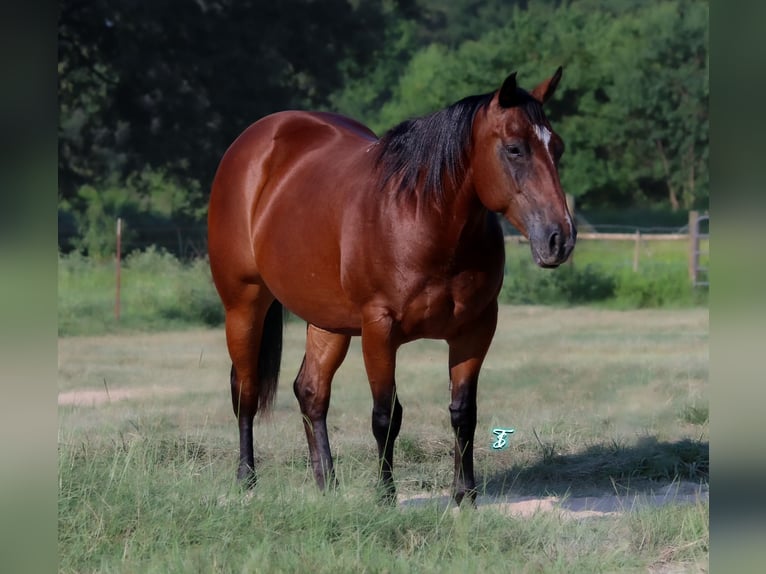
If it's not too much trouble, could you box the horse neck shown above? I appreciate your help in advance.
[429,169,493,245]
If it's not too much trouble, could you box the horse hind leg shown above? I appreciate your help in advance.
[224,287,283,487]
[293,324,351,491]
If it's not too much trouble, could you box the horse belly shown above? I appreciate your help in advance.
[253,172,364,333]
[262,254,363,333]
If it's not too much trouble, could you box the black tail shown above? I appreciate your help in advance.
[257,301,283,415]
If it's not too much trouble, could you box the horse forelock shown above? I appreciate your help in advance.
[374,93,493,203]
[518,91,547,127]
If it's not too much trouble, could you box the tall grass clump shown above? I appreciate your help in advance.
[58,247,224,336]
[500,246,707,308]
[612,266,708,308]
[501,258,616,305]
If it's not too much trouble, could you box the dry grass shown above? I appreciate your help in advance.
[59,305,708,572]
[59,305,708,494]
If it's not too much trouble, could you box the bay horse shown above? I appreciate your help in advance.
[208,68,575,505]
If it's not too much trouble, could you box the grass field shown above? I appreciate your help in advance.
[58,306,708,572]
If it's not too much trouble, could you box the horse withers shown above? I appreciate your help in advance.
[208,68,575,505]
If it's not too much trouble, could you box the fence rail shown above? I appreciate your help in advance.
[504,210,709,283]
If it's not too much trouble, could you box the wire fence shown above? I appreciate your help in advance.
[501,211,709,285]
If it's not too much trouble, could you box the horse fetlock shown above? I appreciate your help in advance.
[237,464,257,489]
[453,486,478,508]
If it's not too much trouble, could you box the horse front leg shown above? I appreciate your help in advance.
[293,325,350,490]
[361,311,403,504]
[447,302,498,506]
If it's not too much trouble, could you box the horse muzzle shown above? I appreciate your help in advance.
[529,222,577,268]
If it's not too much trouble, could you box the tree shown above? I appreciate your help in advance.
[354,0,709,210]
[58,0,403,205]
[606,0,709,210]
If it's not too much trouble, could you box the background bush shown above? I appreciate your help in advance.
[500,260,617,306]
[499,260,706,308]
[500,236,708,309]
[59,241,707,337]
[58,248,223,336]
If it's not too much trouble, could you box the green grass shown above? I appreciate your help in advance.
[58,249,224,336]
[58,239,708,336]
[59,306,708,572]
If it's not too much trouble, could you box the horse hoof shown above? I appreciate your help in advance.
[453,489,477,508]
[377,486,398,507]
[237,467,257,489]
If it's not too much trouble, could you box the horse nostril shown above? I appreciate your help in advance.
[548,231,560,255]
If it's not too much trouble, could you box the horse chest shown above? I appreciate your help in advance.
[398,265,502,340]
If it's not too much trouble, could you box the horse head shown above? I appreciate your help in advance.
[471,68,576,268]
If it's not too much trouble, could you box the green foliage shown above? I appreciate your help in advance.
[501,260,617,305]
[59,237,706,338]
[58,248,223,336]
[60,170,205,259]
[339,0,709,211]
[501,237,707,308]
[603,0,709,210]
[60,0,709,257]
[578,207,691,230]
[613,267,706,309]
[58,0,399,202]
[60,184,134,260]
[121,248,224,326]
[329,15,421,130]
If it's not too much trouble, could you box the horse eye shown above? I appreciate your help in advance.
[505,144,523,158]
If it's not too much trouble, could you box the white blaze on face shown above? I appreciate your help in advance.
[533,124,552,163]
[533,123,574,237]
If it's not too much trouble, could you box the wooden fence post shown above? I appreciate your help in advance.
[115,217,122,321]
[632,229,641,272]
[688,211,698,285]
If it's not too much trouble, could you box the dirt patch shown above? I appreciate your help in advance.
[219,481,708,521]
[398,481,708,519]
[58,386,184,407]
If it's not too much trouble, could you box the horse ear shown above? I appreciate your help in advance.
[531,66,563,104]
[497,72,519,108]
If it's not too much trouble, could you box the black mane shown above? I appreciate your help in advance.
[374,93,493,203]
[374,88,546,204]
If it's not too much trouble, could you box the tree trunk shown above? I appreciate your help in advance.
[655,139,679,211]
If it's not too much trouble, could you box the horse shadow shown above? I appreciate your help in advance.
[399,435,708,512]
